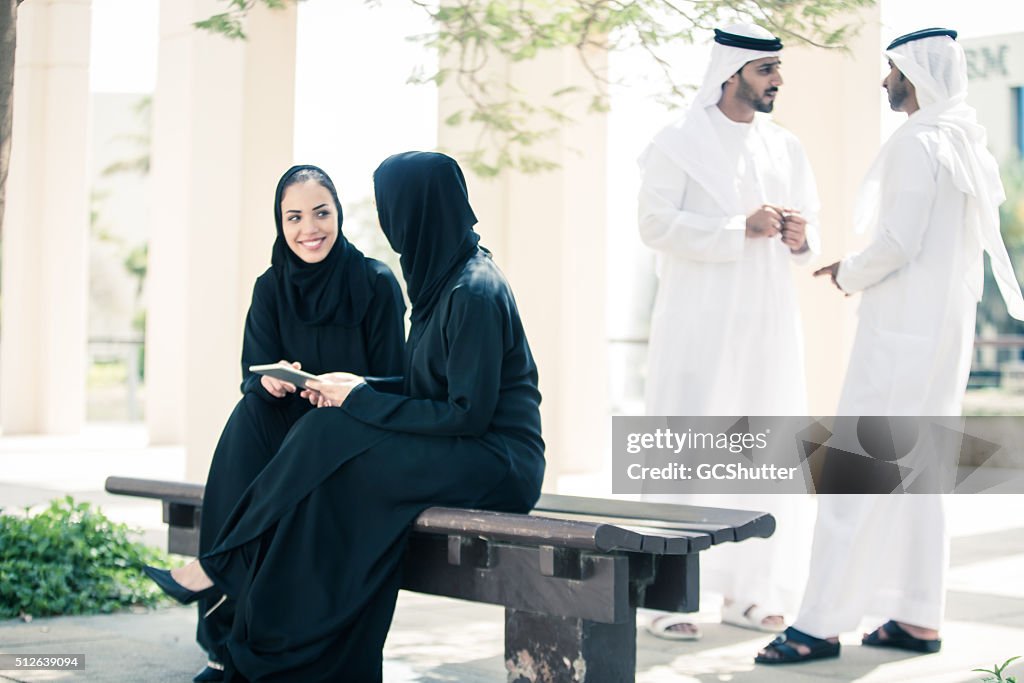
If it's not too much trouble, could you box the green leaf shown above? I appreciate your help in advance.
[193,13,247,40]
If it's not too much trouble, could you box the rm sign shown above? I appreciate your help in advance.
[965,44,1011,80]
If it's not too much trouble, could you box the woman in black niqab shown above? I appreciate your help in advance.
[374,151,479,321]
[190,165,406,681]
[152,152,545,683]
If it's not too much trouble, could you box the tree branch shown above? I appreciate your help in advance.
[193,0,875,176]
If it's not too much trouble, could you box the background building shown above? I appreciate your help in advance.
[963,32,1024,162]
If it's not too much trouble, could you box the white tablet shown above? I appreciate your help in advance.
[248,362,319,389]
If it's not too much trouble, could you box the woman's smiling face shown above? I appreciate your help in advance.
[280,180,339,264]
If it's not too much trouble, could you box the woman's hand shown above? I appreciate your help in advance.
[261,360,301,398]
[304,372,365,408]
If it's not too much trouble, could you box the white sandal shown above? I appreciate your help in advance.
[721,602,786,633]
[646,613,703,641]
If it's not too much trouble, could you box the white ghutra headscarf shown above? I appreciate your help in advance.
[639,23,784,215]
[855,29,1024,320]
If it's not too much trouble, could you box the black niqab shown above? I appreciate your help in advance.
[373,152,480,321]
[272,165,372,326]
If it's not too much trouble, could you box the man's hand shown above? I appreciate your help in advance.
[813,261,847,294]
[781,211,808,253]
[746,204,784,238]
[260,360,300,398]
[303,372,365,408]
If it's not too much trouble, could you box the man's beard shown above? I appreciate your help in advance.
[737,74,777,113]
[887,78,909,111]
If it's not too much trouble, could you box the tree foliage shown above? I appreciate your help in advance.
[193,0,290,40]
[196,0,874,176]
[408,0,872,174]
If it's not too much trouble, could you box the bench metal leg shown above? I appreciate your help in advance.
[505,607,636,683]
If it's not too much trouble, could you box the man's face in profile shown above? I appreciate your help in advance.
[883,60,914,112]
[735,57,783,113]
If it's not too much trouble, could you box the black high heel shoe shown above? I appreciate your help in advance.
[142,565,220,605]
[193,662,225,682]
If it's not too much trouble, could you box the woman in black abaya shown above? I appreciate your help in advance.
[191,165,405,681]
[146,152,545,682]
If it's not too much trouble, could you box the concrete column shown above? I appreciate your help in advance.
[1,0,91,435]
[772,6,883,414]
[438,45,609,487]
[146,0,295,481]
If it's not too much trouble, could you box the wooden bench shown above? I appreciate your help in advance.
[105,476,775,683]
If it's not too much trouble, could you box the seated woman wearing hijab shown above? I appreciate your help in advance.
[187,165,406,682]
[144,151,546,682]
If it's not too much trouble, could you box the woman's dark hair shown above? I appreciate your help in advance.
[279,167,342,214]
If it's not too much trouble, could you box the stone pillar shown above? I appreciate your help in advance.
[1,0,91,435]
[146,0,295,481]
[772,6,882,414]
[438,45,609,486]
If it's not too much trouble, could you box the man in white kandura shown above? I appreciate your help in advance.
[757,27,1024,664]
[637,22,820,640]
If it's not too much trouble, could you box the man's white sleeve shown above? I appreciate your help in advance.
[638,146,746,262]
[836,137,936,293]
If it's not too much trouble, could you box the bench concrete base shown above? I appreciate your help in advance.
[506,608,637,683]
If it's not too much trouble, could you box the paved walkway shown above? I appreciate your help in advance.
[1,426,1022,682]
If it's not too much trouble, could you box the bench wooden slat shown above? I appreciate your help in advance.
[106,477,204,505]
[105,479,773,546]
[105,477,731,556]
[535,493,776,542]
[529,512,715,550]
[415,507,650,554]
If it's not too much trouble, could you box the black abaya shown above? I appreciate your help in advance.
[195,165,406,665]
[198,153,545,682]
[196,264,405,663]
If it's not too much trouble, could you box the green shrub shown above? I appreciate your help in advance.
[0,496,169,619]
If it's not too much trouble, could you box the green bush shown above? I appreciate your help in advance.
[0,497,169,619]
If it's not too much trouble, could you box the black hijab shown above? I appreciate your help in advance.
[271,165,373,327]
[372,152,480,322]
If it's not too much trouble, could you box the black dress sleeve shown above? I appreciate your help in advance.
[362,266,406,378]
[363,376,405,394]
[342,287,502,436]
[240,274,284,401]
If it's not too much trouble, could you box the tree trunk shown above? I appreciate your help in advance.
[0,0,20,239]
